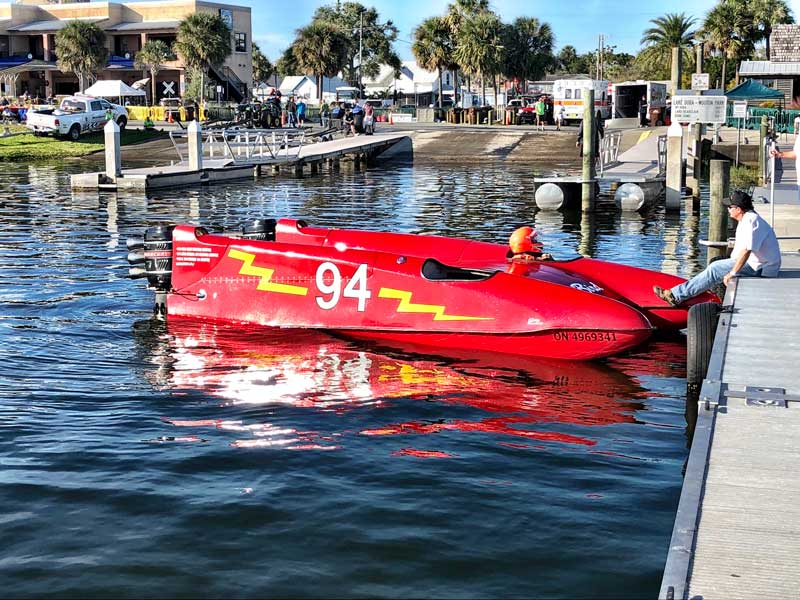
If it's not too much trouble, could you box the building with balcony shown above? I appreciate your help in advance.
[0,0,252,102]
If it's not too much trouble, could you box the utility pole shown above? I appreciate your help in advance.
[596,34,603,80]
[358,10,363,94]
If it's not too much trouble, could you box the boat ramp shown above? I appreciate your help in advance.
[71,121,411,192]
[660,158,800,599]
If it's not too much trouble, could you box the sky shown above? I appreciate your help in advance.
[239,0,800,63]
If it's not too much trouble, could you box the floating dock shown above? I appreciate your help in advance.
[533,130,667,210]
[71,129,411,192]
[660,152,800,599]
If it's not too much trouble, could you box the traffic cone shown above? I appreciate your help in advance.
[168,111,174,124]
[389,112,394,125]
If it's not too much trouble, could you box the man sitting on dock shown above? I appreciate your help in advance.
[653,191,781,306]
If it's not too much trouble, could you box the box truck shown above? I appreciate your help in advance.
[611,80,668,125]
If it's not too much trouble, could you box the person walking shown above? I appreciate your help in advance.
[638,95,648,128]
[576,110,604,158]
[535,96,546,131]
[653,190,781,306]
[320,100,330,128]
[554,101,565,131]
[286,96,297,127]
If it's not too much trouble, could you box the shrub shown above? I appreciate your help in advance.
[730,165,758,191]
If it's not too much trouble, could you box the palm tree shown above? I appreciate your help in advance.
[751,0,794,58]
[641,12,696,94]
[503,17,554,94]
[134,40,173,106]
[292,22,349,102]
[55,21,108,92]
[252,42,274,89]
[412,17,453,108]
[454,12,504,108]
[445,0,490,105]
[701,2,747,91]
[174,13,231,103]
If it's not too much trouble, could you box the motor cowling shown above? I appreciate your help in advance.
[241,218,276,241]
[143,225,174,291]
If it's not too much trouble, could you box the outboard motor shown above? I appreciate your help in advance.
[241,218,276,241]
[126,225,174,318]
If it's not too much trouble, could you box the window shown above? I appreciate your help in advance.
[575,89,582,99]
[91,101,102,111]
[565,89,572,99]
[235,32,246,53]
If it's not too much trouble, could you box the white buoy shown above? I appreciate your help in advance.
[534,183,566,210]
[615,183,646,211]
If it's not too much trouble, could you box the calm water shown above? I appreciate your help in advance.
[0,159,707,598]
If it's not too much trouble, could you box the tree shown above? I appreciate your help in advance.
[252,42,274,87]
[174,13,231,103]
[444,0,490,104]
[454,11,505,107]
[701,1,748,91]
[311,2,401,88]
[412,16,454,108]
[55,21,108,92]
[641,12,696,94]
[750,0,794,58]
[276,45,300,77]
[503,17,554,92]
[292,22,350,102]
[134,39,173,105]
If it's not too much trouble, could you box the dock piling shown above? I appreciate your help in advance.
[666,122,684,210]
[707,160,731,264]
[188,120,202,171]
[104,119,121,180]
[581,89,596,212]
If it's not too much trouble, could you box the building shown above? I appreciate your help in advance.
[275,75,350,103]
[738,24,800,106]
[362,61,458,106]
[0,0,251,102]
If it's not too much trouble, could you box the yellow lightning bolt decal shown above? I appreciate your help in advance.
[228,249,308,296]
[378,288,493,321]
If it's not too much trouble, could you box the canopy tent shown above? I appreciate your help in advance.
[131,77,150,90]
[84,79,146,104]
[725,79,784,101]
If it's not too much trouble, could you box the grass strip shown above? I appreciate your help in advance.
[0,128,166,161]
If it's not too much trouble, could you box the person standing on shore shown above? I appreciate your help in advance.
[653,190,781,306]
[286,96,297,127]
[535,97,546,131]
[770,131,800,201]
[554,101,565,131]
[638,95,648,128]
[296,98,306,126]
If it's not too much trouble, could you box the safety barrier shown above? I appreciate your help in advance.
[125,105,207,123]
[725,106,800,133]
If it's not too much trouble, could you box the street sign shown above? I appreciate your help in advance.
[671,95,727,123]
[733,101,747,119]
[691,73,710,91]
[162,81,175,96]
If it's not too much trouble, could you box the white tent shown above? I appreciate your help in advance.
[84,79,146,103]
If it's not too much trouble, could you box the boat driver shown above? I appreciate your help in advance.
[507,226,553,262]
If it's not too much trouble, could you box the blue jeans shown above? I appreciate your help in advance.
[671,258,761,304]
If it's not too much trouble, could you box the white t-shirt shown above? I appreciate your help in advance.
[793,135,800,178]
[732,210,781,276]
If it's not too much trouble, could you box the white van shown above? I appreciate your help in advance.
[552,79,611,123]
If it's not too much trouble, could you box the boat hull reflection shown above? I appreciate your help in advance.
[133,319,686,452]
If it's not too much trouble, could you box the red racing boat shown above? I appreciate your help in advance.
[126,218,717,360]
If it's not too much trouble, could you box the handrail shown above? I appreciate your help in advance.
[599,131,622,176]
[169,127,306,164]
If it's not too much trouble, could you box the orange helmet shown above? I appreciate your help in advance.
[509,226,538,254]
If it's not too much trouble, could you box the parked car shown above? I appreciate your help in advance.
[26,95,128,140]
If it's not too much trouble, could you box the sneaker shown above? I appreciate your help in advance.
[653,285,679,306]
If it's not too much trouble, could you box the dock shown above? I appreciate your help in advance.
[533,129,667,210]
[71,128,411,191]
[660,154,800,599]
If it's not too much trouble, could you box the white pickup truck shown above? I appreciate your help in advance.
[27,95,128,140]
